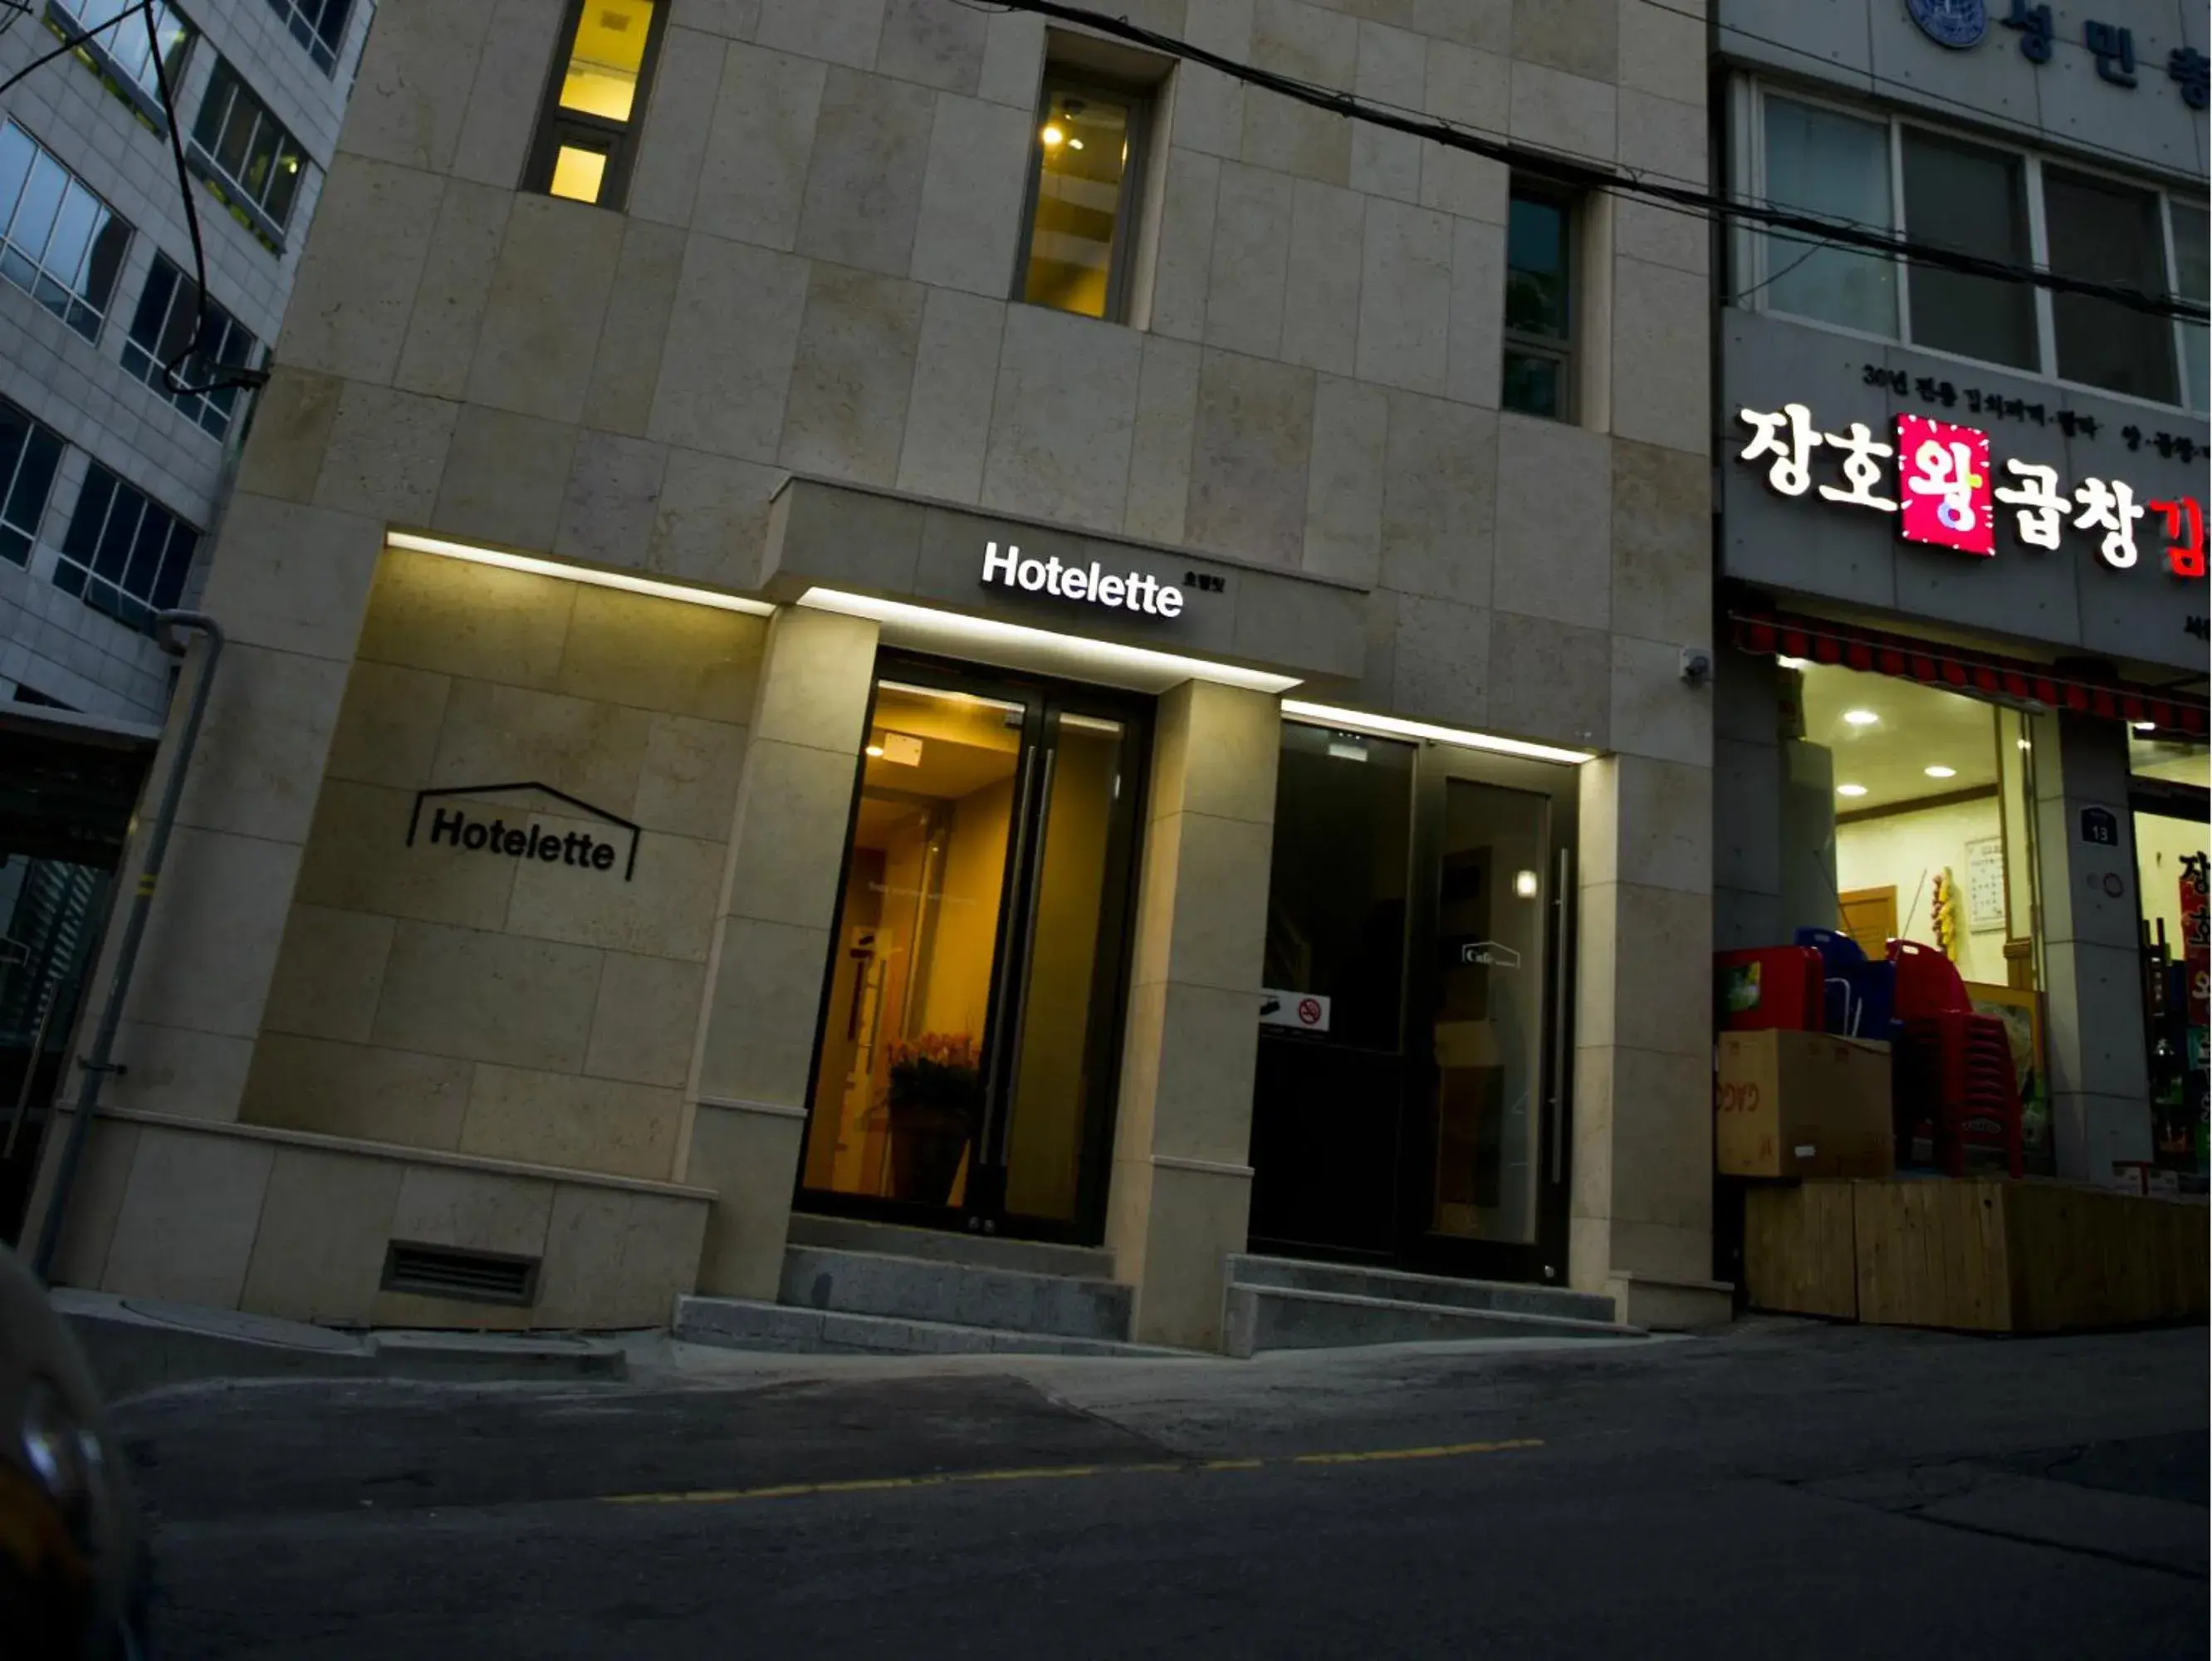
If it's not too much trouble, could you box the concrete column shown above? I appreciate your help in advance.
[682,605,879,1298]
[2028,709,2151,1179]
[1570,744,1729,1329]
[1104,680,1280,1350]
[1714,647,1785,950]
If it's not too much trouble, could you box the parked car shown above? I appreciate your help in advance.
[0,1242,151,1658]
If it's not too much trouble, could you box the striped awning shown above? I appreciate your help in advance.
[1728,605,2209,741]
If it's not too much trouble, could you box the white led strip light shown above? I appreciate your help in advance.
[797,587,1302,695]
[1281,700,1595,766]
[385,532,776,615]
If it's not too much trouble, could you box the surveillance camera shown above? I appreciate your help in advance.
[1680,648,1713,687]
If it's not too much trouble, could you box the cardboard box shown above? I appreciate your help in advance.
[1716,1030,1894,1180]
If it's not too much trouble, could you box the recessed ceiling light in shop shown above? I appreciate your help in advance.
[1837,783,1868,797]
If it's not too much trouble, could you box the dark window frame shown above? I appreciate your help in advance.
[1010,71,1156,324]
[0,397,67,568]
[521,0,672,212]
[53,461,201,634]
[46,0,196,130]
[120,250,262,441]
[262,0,353,76]
[0,120,133,341]
[188,56,310,251]
[1501,180,1578,423]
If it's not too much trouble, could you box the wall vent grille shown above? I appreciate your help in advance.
[381,1242,539,1306]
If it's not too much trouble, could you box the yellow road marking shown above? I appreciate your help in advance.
[601,1438,1541,1507]
[1292,1438,1543,1467]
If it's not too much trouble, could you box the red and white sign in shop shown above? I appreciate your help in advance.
[1737,404,2206,578]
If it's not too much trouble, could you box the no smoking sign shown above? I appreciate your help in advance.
[1260,988,1332,1035]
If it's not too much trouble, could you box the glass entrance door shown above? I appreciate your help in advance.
[1249,722,1577,1283]
[797,659,1145,1242]
[1402,752,1576,1283]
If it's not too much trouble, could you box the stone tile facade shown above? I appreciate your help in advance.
[33,0,1721,1342]
[0,2,367,718]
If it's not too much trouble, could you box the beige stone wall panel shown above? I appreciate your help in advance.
[276,154,448,386]
[394,180,516,401]
[460,1066,684,1181]
[242,1032,474,1147]
[780,264,928,485]
[692,42,826,251]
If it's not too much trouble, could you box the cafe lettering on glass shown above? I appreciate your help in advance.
[1737,402,2209,576]
[1996,0,2210,107]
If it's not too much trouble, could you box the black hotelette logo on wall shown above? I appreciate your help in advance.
[406,783,640,880]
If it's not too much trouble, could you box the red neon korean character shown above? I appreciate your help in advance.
[2147,496,2206,578]
[1896,414,1994,556]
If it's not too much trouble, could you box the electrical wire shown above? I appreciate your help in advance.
[136,0,265,401]
[981,0,2206,324]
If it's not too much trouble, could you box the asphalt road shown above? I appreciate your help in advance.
[114,1320,2207,1659]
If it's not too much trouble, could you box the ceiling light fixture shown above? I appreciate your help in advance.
[1777,655,1812,670]
[864,744,885,758]
[2132,721,2157,733]
[1924,765,1956,779]
[1837,783,1868,797]
[1281,701,1594,765]
[1514,869,1540,899]
[1067,137,1084,149]
[1040,123,1064,146]
[384,532,774,615]
[1843,708,1879,727]
[798,588,1302,695]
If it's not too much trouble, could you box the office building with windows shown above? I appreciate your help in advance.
[24,0,1724,1350]
[1710,0,2209,1210]
[0,3,370,1242]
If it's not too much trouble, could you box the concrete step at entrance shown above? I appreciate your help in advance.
[1228,1254,1621,1326]
[673,1296,1182,1358]
[1221,1283,1645,1359]
[786,1213,1116,1281]
[780,1245,1134,1342]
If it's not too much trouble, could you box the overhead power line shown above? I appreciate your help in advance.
[981,0,2208,326]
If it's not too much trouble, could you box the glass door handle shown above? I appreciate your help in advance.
[980,745,1042,1154]
[1549,845,1572,1187]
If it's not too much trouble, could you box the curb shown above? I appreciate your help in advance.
[52,1291,629,1400]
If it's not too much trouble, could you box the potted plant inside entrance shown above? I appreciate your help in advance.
[884,1032,982,1206]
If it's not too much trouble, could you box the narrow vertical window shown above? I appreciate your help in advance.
[1501,184,1574,421]
[524,0,667,210]
[1015,77,1151,321]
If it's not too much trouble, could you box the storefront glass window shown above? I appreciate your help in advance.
[1777,661,2053,1169]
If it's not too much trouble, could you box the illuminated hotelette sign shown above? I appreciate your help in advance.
[1737,404,2206,578]
[981,540,1186,617]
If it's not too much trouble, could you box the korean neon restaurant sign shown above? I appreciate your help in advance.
[1737,404,2207,578]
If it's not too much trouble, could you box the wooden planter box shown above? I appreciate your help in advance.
[1745,1178,2210,1333]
